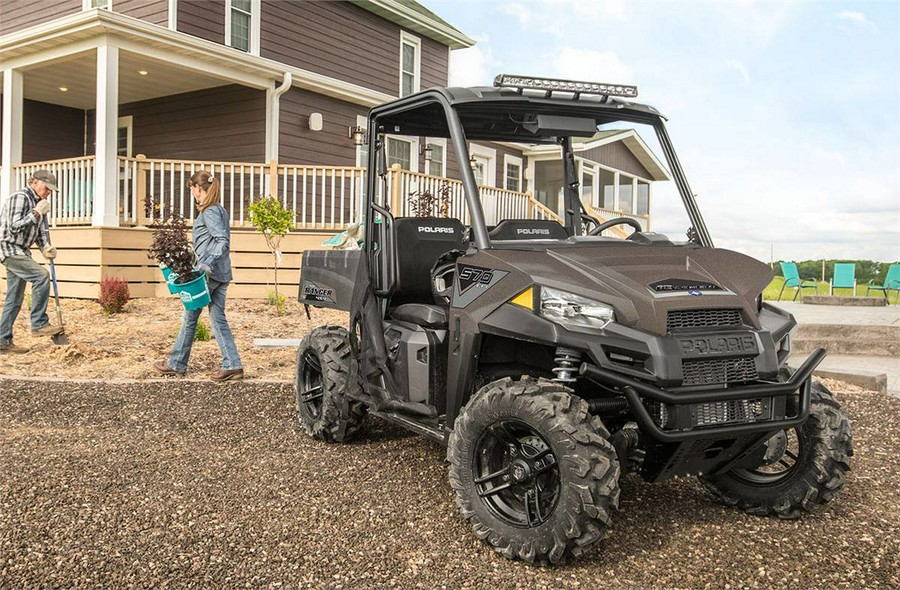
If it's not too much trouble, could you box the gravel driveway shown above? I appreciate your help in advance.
[1,377,898,589]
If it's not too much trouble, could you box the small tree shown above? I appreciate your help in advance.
[248,196,294,308]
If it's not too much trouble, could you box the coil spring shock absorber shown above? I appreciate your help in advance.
[552,346,582,383]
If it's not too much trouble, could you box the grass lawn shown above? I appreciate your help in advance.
[762,276,892,302]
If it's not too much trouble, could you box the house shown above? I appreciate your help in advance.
[0,0,665,298]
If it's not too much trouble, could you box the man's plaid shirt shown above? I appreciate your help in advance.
[0,186,49,261]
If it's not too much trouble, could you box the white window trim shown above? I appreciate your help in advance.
[83,0,112,9]
[469,143,496,187]
[425,137,447,177]
[503,154,523,192]
[117,115,133,157]
[399,30,421,97]
[386,135,419,173]
[225,0,261,56]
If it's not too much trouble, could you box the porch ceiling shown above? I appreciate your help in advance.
[21,49,231,110]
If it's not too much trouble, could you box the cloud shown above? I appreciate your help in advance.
[837,10,877,30]
[500,2,535,28]
[548,47,634,84]
[724,59,751,84]
[448,36,497,87]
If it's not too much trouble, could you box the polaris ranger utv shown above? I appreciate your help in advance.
[295,74,852,565]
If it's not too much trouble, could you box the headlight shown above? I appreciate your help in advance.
[539,286,616,329]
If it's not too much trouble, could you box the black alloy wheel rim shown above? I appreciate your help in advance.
[298,350,325,419]
[732,427,804,485]
[473,419,561,528]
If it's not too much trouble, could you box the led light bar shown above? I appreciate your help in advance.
[493,74,638,97]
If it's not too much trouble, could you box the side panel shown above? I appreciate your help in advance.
[298,249,362,311]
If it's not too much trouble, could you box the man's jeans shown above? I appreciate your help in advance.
[0,255,51,345]
[168,279,242,372]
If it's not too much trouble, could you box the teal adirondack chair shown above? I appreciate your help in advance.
[779,262,818,301]
[830,263,857,295]
[866,263,900,303]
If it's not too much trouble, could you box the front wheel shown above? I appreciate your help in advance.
[700,376,853,518]
[295,326,367,443]
[447,377,620,565]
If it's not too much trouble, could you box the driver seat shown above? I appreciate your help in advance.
[389,217,467,328]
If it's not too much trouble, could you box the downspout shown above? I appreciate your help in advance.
[266,71,292,163]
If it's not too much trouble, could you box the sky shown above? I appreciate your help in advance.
[421,0,900,263]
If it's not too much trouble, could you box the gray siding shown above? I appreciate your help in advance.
[278,88,365,166]
[83,85,265,162]
[115,0,168,27]
[0,0,80,35]
[23,100,86,163]
[176,0,226,44]
[582,142,653,180]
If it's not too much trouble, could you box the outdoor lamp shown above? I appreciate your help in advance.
[349,125,366,146]
[421,143,433,163]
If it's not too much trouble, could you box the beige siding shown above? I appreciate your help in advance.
[0,0,80,35]
[0,227,331,299]
[115,0,168,26]
[581,142,653,180]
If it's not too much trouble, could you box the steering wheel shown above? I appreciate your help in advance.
[431,250,465,304]
[588,217,643,236]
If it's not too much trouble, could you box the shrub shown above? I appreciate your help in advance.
[99,277,130,314]
[147,204,197,284]
[195,319,212,342]
[266,289,286,316]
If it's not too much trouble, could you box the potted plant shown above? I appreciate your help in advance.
[146,204,210,310]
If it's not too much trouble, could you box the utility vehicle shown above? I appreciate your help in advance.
[295,74,853,565]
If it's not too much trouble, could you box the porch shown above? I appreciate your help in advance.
[2,156,648,299]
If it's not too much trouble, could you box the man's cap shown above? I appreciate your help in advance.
[31,170,58,191]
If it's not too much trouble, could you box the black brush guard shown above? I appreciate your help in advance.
[580,348,825,443]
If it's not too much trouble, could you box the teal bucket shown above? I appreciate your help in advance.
[174,271,211,310]
[159,264,179,294]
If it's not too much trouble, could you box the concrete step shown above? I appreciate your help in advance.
[794,324,900,357]
[797,324,900,340]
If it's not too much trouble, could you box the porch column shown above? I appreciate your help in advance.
[1,69,24,202]
[93,42,120,227]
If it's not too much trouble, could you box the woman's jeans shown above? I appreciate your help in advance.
[0,255,51,345]
[168,279,242,372]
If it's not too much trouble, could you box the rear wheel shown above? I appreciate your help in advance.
[700,376,853,518]
[447,377,620,565]
[295,326,367,443]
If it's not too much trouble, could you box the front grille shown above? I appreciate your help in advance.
[667,309,743,332]
[644,398,772,430]
[682,358,758,386]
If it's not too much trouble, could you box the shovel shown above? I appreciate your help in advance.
[48,260,69,345]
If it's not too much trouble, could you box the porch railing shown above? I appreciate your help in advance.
[14,157,649,233]
[14,157,95,226]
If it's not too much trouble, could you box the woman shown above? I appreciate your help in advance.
[153,171,244,381]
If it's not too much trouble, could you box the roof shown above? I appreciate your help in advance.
[351,0,475,49]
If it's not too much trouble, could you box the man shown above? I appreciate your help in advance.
[0,170,62,354]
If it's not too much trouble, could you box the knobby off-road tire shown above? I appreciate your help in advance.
[701,376,853,519]
[447,377,620,565]
[295,326,367,443]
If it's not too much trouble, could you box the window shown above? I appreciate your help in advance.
[226,0,260,54]
[386,137,418,172]
[425,139,446,177]
[599,168,615,209]
[504,155,523,192]
[619,174,634,213]
[400,32,421,97]
[117,116,133,157]
[636,180,650,215]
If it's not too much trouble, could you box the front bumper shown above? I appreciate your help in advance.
[580,348,825,443]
